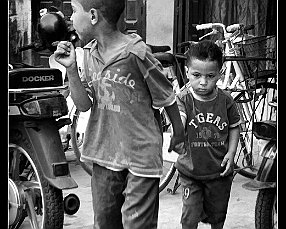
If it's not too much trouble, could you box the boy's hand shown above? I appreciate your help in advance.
[168,133,185,154]
[220,152,234,177]
[54,41,76,68]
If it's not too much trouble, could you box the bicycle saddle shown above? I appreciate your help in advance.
[153,53,176,68]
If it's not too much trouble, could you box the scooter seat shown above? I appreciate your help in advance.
[9,68,63,89]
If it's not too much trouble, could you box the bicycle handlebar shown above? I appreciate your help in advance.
[243,24,255,32]
[195,22,255,40]
[196,23,218,30]
[226,24,241,32]
[177,41,197,48]
[196,22,227,33]
[148,45,171,53]
[226,24,254,33]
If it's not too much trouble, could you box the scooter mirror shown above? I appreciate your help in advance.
[38,12,68,51]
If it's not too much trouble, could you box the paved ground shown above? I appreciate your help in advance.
[18,150,258,229]
[61,151,258,229]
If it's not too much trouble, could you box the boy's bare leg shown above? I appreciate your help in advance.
[211,222,224,229]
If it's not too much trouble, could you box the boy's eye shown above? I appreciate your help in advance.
[192,73,201,78]
[206,74,216,79]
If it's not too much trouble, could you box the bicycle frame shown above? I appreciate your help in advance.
[195,22,273,132]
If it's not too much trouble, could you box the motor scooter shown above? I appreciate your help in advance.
[242,101,277,229]
[8,10,80,229]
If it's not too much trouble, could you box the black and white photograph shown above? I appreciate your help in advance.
[8,0,277,228]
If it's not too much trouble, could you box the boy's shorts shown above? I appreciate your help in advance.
[91,163,159,229]
[179,173,233,226]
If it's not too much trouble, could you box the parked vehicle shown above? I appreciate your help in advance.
[242,101,277,229]
[8,10,80,229]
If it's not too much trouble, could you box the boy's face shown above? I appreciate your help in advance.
[70,0,95,42]
[186,58,221,98]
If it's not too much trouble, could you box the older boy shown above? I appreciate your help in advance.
[54,0,185,228]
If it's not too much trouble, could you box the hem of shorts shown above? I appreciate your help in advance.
[176,166,222,180]
[80,155,162,178]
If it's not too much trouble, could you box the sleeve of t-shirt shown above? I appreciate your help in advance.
[176,94,187,121]
[227,98,242,128]
[136,51,176,109]
[80,50,95,99]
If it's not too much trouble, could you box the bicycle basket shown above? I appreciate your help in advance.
[234,35,276,82]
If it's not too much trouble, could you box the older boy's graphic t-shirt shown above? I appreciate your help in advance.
[79,33,175,177]
[176,85,241,180]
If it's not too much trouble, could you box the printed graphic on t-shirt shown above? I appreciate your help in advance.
[188,112,227,148]
[188,112,227,130]
[87,67,136,113]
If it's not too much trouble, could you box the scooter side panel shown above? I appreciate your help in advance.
[16,120,78,189]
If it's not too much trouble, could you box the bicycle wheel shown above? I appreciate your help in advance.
[232,79,277,178]
[159,109,178,193]
[9,130,64,229]
[71,109,92,176]
[159,160,176,193]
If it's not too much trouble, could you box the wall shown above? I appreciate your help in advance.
[9,0,32,65]
[146,0,174,52]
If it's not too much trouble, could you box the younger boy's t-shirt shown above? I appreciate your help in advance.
[79,33,176,178]
[176,85,241,180]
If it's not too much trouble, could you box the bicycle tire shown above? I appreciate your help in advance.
[158,109,179,193]
[159,161,176,193]
[232,80,276,179]
[255,189,277,229]
[9,130,64,229]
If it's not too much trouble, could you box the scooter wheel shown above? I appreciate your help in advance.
[64,193,80,215]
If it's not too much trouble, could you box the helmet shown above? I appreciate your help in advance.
[38,12,68,51]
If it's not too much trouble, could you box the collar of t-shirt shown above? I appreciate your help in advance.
[186,82,218,102]
[82,33,147,69]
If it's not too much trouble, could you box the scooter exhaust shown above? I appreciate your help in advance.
[64,193,80,215]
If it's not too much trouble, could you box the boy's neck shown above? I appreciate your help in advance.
[96,27,128,52]
[94,26,131,63]
[189,86,218,101]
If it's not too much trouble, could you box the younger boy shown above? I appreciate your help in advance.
[175,40,241,229]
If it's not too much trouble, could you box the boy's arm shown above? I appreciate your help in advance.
[164,102,185,152]
[220,126,240,176]
[67,64,92,112]
[54,41,92,111]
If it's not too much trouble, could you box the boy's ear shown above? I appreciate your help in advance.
[90,8,98,25]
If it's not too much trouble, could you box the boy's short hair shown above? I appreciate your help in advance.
[186,40,223,70]
[77,0,125,26]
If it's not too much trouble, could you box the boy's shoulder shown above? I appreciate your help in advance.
[82,34,149,61]
[125,33,149,60]
[217,88,235,101]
